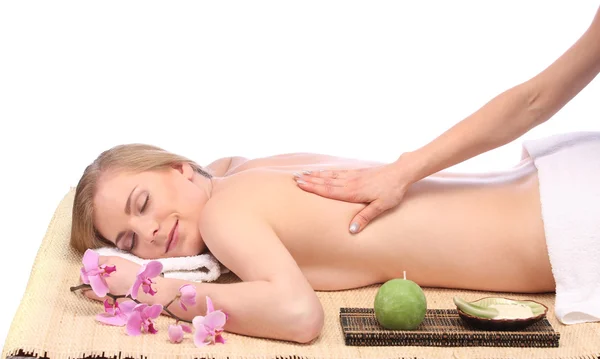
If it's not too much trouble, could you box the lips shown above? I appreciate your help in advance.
[165,220,179,254]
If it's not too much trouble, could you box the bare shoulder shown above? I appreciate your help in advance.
[198,169,295,242]
[198,171,278,247]
[205,169,291,214]
[198,194,250,246]
[198,180,308,283]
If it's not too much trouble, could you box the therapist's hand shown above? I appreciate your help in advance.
[295,158,413,234]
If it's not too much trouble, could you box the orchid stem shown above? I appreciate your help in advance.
[163,306,191,324]
[70,283,191,324]
[164,297,192,324]
[70,284,90,292]
[107,293,134,301]
[165,298,176,308]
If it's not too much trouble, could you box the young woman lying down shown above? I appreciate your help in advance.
[71,143,554,343]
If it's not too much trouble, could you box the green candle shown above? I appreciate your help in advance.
[374,271,427,330]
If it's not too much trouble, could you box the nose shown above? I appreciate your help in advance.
[130,217,159,244]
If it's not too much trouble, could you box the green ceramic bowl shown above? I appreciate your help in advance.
[454,296,548,331]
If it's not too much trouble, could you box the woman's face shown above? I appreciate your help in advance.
[93,163,209,259]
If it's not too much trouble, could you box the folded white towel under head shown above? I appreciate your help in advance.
[93,247,228,283]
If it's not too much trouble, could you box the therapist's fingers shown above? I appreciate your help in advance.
[348,199,393,234]
[303,169,350,180]
[295,176,355,201]
[295,174,346,188]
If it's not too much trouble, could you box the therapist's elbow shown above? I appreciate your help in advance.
[523,83,550,127]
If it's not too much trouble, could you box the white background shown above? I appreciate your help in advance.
[1,0,599,349]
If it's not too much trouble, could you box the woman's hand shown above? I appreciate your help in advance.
[296,157,415,234]
[81,256,142,302]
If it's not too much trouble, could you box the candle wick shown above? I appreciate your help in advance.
[403,271,406,280]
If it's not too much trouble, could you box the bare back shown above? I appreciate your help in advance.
[205,153,555,294]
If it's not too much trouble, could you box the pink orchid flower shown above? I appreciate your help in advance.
[96,299,136,326]
[80,249,116,297]
[128,261,163,300]
[126,303,163,336]
[192,296,227,346]
[168,323,192,344]
[178,284,197,311]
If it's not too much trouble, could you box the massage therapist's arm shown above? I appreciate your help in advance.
[403,6,600,182]
[299,6,600,233]
[144,205,324,343]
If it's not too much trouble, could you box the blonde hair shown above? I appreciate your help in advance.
[70,144,211,254]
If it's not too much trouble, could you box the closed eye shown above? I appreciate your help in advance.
[140,194,149,213]
[123,194,148,253]
[130,233,137,252]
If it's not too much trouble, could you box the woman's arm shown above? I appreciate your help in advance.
[143,275,321,343]
[138,204,324,343]
[403,5,600,182]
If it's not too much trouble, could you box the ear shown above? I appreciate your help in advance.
[173,163,195,181]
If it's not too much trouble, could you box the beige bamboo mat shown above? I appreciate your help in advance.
[2,189,599,359]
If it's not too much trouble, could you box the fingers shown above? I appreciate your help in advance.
[295,173,346,188]
[301,169,349,179]
[348,200,389,234]
[295,176,353,201]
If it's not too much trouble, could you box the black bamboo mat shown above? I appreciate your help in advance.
[340,308,560,348]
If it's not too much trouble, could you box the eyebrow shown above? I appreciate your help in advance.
[114,185,138,246]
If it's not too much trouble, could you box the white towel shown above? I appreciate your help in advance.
[522,131,600,325]
[93,247,228,283]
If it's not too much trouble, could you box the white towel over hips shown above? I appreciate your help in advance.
[523,131,600,325]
